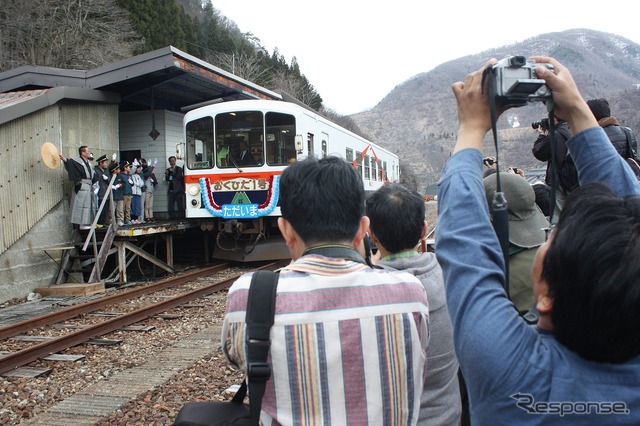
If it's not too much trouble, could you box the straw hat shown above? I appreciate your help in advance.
[41,142,60,169]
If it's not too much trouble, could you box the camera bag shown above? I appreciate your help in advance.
[173,270,279,426]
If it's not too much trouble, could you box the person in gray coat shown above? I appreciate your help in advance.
[366,183,462,425]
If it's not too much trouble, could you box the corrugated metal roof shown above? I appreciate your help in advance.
[0,87,120,126]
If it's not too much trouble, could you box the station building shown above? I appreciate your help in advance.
[0,46,281,303]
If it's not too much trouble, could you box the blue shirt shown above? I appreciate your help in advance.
[435,126,640,425]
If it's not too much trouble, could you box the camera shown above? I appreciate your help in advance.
[491,56,553,107]
[532,118,550,130]
[483,157,496,166]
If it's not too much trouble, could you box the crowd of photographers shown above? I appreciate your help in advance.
[214,56,640,425]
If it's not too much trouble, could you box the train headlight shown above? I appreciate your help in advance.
[188,184,200,196]
[191,198,201,208]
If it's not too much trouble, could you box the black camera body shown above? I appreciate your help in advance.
[532,118,550,130]
[491,56,553,107]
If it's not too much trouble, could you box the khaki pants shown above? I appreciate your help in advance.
[115,199,124,224]
[123,195,132,222]
[145,191,154,219]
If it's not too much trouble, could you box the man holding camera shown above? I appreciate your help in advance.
[531,116,575,220]
[437,56,640,423]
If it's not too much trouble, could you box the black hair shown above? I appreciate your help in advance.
[279,156,364,245]
[543,183,640,363]
[366,184,425,253]
[78,145,88,156]
[586,98,611,121]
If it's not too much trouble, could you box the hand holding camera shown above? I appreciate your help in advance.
[483,156,497,168]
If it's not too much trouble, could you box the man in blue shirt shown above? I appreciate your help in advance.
[436,56,640,424]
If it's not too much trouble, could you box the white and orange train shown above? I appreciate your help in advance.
[182,99,400,261]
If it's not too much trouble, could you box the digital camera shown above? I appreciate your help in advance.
[532,118,550,130]
[491,56,553,107]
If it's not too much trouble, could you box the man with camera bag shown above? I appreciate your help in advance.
[587,97,640,180]
[222,156,430,425]
[437,56,640,424]
[531,116,575,220]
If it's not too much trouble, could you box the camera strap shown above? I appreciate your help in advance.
[482,66,511,299]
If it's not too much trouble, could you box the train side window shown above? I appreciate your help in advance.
[185,116,214,169]
[320,132,329,158]
[364,155,370,180]
[307,133,314,157]
[356,151,363,177]
[371,156,378,181]
[266,112,296,165]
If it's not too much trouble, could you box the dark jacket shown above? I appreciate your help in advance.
[532,121,576,191]
[94,165,110,200]
[602,124,638,158]
[112,174,125,201]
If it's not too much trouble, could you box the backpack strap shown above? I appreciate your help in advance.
[245,270,279,426]
[621,126,637,159]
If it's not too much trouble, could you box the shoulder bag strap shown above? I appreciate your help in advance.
[245,270,279,426]
[621,127,637,158]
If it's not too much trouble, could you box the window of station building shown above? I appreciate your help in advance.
[185,116,214,169]
[383,161,388,181]
[215,111,263,168]
[364,155,370,180]
[355,151,363,176]
[265,112,296,166]
[321,139,327,158]
[346,148,353,162]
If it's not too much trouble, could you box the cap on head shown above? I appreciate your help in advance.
[483,173,549,248]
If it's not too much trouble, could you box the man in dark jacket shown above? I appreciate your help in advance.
[587,98,638,158]
[531,118,575,221]
[94,155,110,225]
[59,145,98,229]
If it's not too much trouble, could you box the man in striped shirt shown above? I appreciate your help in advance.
[222,156,430,425]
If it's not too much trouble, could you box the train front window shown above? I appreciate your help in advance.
[185,117,214,169]
[265,112,296,165]
[215,111,264,168]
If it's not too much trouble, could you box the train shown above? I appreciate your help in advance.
[182,99,400,261]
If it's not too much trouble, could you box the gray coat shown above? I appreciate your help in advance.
[379,253,462,425]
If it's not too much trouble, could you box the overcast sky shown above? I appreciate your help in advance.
[214,1,640,116]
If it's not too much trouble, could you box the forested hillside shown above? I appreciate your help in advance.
[0,0,323,110]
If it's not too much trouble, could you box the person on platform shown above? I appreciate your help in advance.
[165,156,184,219]
[59,145,98,230]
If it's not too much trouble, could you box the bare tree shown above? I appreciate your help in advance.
[209,50,272,86]
[271,69,320,107]
[1,0,142,71]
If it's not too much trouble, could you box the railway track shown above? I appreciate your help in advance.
[0,260,288,376]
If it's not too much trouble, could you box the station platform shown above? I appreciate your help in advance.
[42,219,204,294]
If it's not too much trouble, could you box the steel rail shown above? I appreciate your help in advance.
[0,263,230,341]
[0,260,288,375]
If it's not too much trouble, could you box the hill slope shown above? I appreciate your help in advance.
[351,29,640,193]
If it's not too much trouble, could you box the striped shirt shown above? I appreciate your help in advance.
[222,254,429,426]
